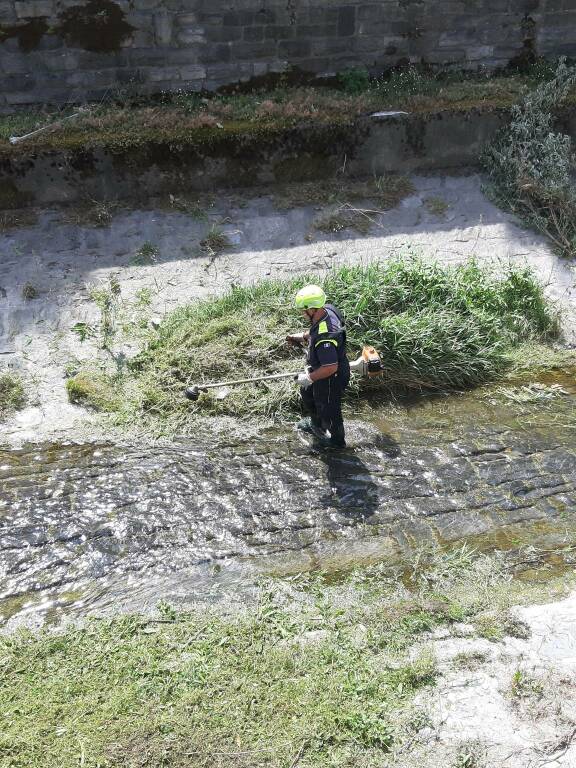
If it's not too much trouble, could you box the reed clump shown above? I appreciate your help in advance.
[73,255,558,428]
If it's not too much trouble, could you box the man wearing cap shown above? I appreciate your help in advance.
[287,284,350,449]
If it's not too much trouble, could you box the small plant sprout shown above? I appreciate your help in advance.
[132,242,160,266]
[510,668,544,699]
[200,225,231,254]
[425,196,450,216]
[71,322,96,343]
[454,740,486,768]
[22,283,38,300]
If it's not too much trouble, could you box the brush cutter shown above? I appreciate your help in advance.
[184,346,383,402]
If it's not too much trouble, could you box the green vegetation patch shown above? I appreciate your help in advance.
[66,369,120,411]
[1,546,573,768]
[1,62,574,157]
[483,59,576,258]
[0,371,25,419]
[80,255,558,428]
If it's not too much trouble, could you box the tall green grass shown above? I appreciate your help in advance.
[71,256,558,426]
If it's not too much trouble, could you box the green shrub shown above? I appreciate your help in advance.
[482,58,576,257]
[338,67,371,94]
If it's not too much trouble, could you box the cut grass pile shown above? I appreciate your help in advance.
[0,371,25,420]
[1,545,572,768]
[69,255,558,427]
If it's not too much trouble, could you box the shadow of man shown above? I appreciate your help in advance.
[317,433,401,522]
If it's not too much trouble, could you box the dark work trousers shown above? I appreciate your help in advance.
[300,372,349,443]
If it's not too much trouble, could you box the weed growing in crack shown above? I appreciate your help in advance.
[21,282,38,300]
[424,196,449,216]
[313,207,373,235]
[131,242,160,266]
[510,668,545,700]
[200,225,231,254]
[454,740,486,768]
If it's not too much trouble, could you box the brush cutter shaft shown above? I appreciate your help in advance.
[196,371,299,391]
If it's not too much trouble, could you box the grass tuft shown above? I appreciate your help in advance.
[66,370,120,411]
[21,282,38,300]
[0,371,25,419]
[200,225,231,254]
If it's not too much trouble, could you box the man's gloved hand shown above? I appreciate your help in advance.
[297,371,313,389]
[286,333,306,347]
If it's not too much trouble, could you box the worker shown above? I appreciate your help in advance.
[287,284,350,449]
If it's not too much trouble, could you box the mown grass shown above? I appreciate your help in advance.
[0,371,25,420]
[1,545,573,768]
[68,255,559,429]
[1,62,573,155]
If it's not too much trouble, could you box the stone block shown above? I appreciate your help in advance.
[154,10,173,46]
[253,61,268,76]
[307,7,339,24]
[265,24,296,40]
[14,0,53,18]
[204,25,243,43]
[176,13,198,26]
[65,69,115,87]
[6,90,43,104]
[177,30,204,45]
[243,25,264,41]
[509,0,540,11]
[0,52,30,73]
[439,29,478,48]
[130,0,163,9]
[357,4,384,22]
[179,64,206,80]
[278,39,311,57]
[223,10,258,26]
[143,65,182,82]
[36,33,63,50]
[297,56,332,73]
[465,44,495,60]
[296,24,337,38]
[198,43,231,63]
[314,37,351,55]
[255,7,276,23]
[0,72,35,90]
[40,50,80,70]
[338,5,356,37]
[0,1,17,20]
[233,40,279,59]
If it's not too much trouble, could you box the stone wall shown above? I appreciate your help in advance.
[1,0,576,110]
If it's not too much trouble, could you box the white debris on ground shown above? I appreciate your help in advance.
[402,591,576,768]
[0,173,575,445]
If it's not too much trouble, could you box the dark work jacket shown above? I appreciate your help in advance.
[306,304,350,383]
